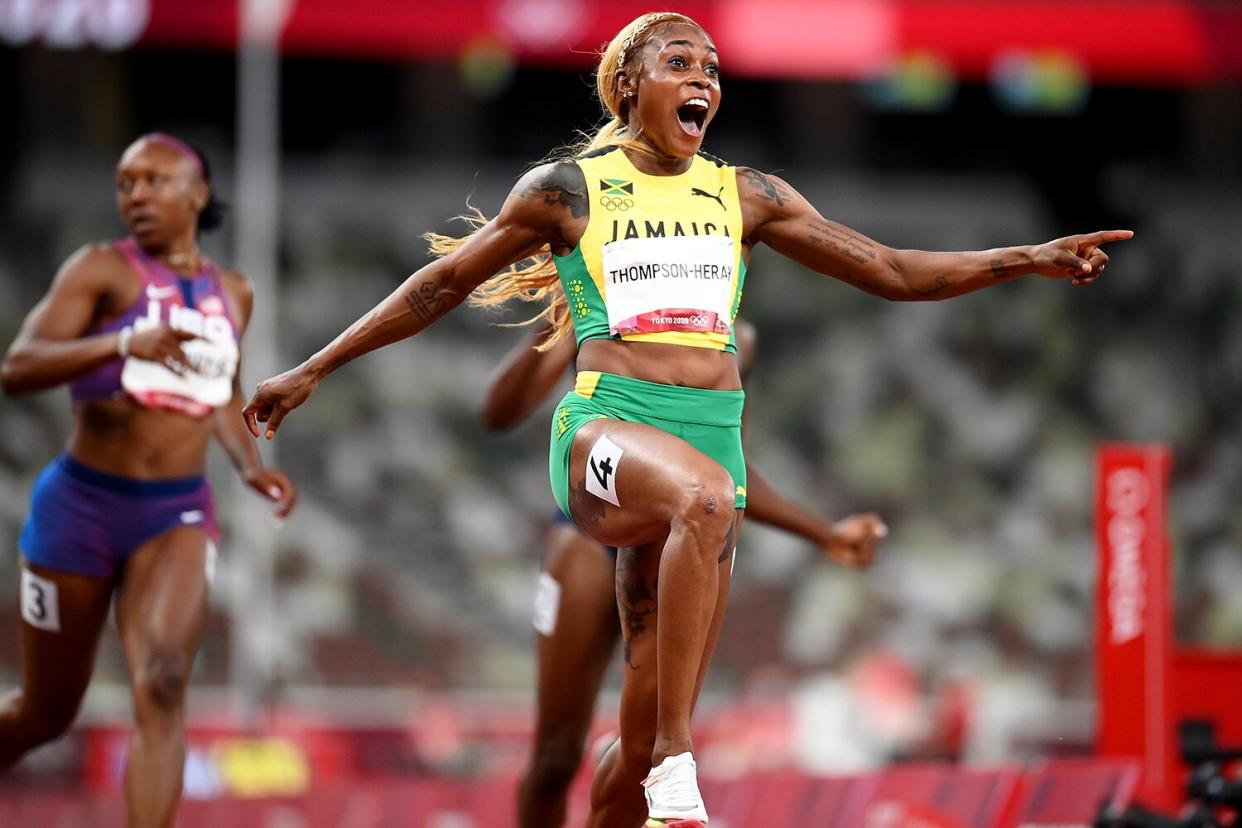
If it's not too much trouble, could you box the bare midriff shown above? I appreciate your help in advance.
[68,398,214,479]
[576,338,741,391]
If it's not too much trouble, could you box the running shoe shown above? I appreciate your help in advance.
[643,751,708,827]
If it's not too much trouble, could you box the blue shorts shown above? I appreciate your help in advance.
[19,455,219,579]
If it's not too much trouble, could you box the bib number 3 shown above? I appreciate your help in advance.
[21,569,61,633]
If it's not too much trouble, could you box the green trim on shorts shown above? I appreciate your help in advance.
[548,371,747,521]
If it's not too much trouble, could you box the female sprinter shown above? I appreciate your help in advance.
[243,12,1131,826]
[1,134,297,827]
[480,317,886,827]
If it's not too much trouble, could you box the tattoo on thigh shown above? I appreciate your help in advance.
[617,547,657,671]
[569,479,606,527]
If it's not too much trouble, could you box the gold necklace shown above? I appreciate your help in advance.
[162,249,202,273]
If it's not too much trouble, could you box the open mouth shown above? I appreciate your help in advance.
[676,98,709,138]
[129,214,158,233]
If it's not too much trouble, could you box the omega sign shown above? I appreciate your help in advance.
[1,0,149,51]
[1105,466,1150,645]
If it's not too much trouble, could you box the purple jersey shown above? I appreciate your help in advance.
[70,238,240,418]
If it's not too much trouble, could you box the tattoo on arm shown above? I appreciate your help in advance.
[402,277,458,323]
[740,168,788,206]
[805,217,879,266]
[912,276,950,296]
[521,161,588,219]
[990,258,1024,279]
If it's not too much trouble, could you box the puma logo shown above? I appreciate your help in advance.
[690,186,726,210]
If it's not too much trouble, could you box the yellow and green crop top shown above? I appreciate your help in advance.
[553,145,746,353]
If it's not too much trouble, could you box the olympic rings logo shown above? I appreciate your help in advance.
[599,195,634,212]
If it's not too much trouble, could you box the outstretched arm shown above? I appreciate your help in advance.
[745,464,885,568]
[479,322,577,431]
[243,160,586,438]
[737,167,1132,301]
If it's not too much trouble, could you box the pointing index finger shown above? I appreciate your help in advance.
[1082,229,1134,246]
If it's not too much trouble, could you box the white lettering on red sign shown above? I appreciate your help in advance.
[0,0,149,51]
[1105,466,1150,645]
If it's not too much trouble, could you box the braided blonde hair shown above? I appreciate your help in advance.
[425,11,705,349]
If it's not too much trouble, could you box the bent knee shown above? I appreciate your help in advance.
[132,652,192,712]
[673,468,735,540]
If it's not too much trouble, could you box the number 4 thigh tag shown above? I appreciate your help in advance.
[586,434,624,507]
[21,569,61,633]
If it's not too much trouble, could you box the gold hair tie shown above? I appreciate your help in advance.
[619,13,661,66]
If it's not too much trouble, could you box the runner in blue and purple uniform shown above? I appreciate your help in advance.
[0,134,297,827]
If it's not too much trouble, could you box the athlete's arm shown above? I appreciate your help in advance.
[2,246,132,394]
[744,465,885,568]
[1,245,203,395]
[243,161,586,438]
[479,323,576,431]
[737,167,1133,301]
[212,272,297,518]
[734,321,883,567]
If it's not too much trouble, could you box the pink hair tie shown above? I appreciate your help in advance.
[142,132,204,179]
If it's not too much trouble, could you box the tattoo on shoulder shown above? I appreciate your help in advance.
[805,217,878,265]
[740,168,788,207]
[521,161,588,219]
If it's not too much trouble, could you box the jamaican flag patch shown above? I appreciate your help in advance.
[599,178,633,196]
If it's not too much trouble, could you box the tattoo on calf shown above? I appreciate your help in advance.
[617,547,657,670]
[718,518,736,564]
[522,161,588,219]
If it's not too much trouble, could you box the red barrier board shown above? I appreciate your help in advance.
[0,761,1138,826]
[1095,444,1175,808]
[840,765,1021,828]
[997,758,1141,828]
